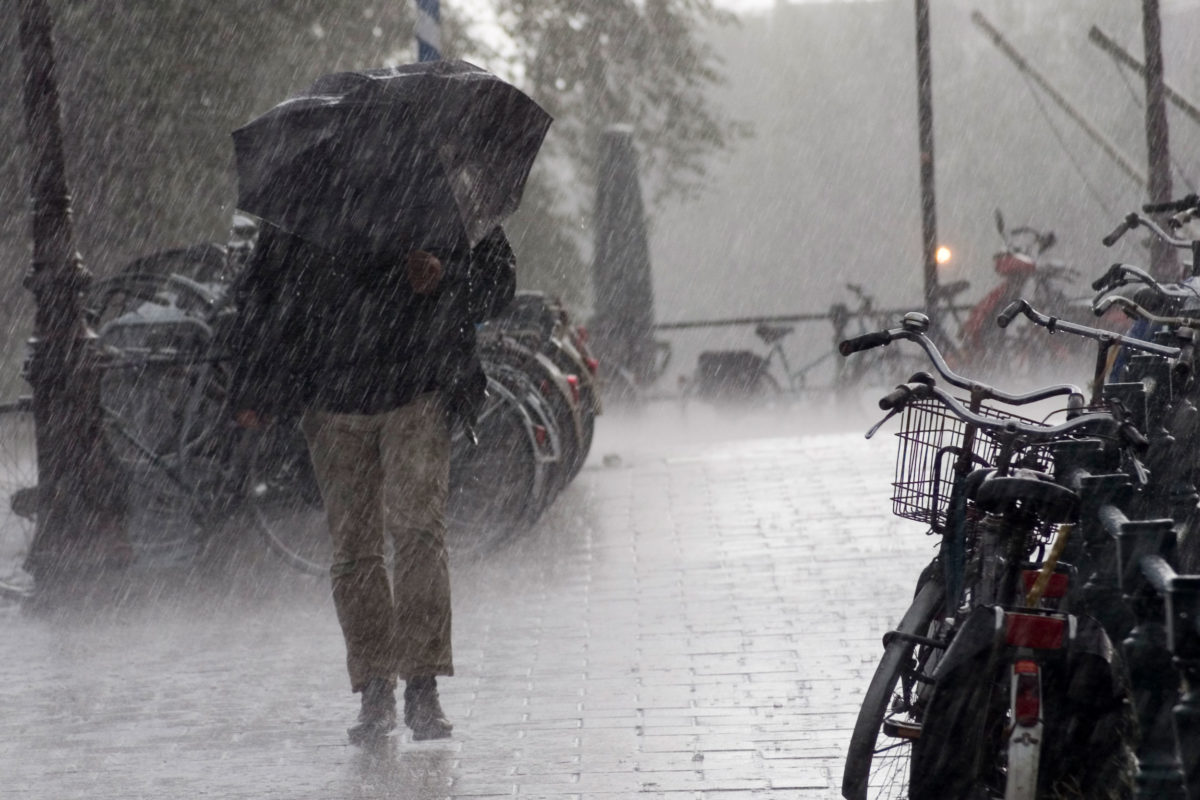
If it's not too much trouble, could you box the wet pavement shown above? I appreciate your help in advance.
[0,401,933,799]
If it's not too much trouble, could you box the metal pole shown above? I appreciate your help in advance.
[1088,25,1200,131]
[17,0,122,587]
[971,11,1148,190]
[415,0,441,62]
[914,0,939,319]
[1141,0,1180,279]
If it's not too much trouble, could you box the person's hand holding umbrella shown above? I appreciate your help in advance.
[407,250,443,295]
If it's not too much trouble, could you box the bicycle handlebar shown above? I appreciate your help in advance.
[1102,214,1139,248]
[879,380,1118,443]
[1092,294,1200,330]
[1090,263,1162,293]
[1143,194,1200,214]
[838,330,892,355]
[995,300,1025,329]
[996,299,1183,359]
[1103,211,1193,250]
[839,314,1082,404]
[878,382,918,411]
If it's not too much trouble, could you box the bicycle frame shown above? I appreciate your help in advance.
[841,321,1140,800]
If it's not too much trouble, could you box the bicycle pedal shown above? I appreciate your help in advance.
[882,717,922,740]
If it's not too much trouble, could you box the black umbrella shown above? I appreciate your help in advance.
[232,60,551,258]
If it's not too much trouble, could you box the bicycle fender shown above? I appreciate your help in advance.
[929,605,1002,682]
[932,608,1122,694]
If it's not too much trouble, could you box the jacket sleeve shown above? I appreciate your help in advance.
[223,225,319,417]
[465,226,517,323]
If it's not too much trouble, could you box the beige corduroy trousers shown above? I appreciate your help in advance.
[300,392,453,692]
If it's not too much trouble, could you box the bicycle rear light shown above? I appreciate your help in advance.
[585,357,599,375]
[1004,612,1066,650]
[534,424,548,448]
[1012,660,1041,727]
[565,374,580,404]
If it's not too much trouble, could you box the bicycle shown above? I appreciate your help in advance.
[250,370,556,571]
[838,313,1153,800]
[2,255,576,579]
[682,284,944,409]
[479,330,585,495]
[483,290,602,474]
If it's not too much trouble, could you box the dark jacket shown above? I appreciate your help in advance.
[225,223,515,422]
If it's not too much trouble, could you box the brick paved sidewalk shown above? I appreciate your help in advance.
[0,402,933,799]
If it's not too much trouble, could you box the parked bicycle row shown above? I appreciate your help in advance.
[684,209,1111,408]
[0,239,601,589]
[840,196,1200,800]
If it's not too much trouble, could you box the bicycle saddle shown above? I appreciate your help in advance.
[755,323,794,345]
[971,468,1080,523]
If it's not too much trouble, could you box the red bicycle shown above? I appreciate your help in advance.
[952,210,1095,379]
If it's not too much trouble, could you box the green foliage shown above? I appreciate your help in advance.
[489,0,749,208]
[0,0,742,326]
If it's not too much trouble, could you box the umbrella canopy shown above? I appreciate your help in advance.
[232,60,551,258]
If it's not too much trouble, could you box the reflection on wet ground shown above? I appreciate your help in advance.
[0,402,928,798]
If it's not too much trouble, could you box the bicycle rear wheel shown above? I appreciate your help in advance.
[250,383,547,573]
[910,619,1135,800]
[446,378,544,558]
[843,577,946,800]
[247,421,331,576]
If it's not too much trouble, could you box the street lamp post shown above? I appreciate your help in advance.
[17,0,123,587]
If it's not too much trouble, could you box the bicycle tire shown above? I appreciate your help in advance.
[485,336,583,491]
[542,338,598,478]
[250,381,546,572]
[572,379,597,477]
[843,577,946,800]
[246,421,330,576]
[446,380,542,558]
[910,623,1135,800]
[484,361,562,515]
[248,427,399,578]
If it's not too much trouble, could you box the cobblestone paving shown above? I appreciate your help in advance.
[0,403,933,798]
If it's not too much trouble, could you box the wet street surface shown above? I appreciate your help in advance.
[0,402,932,798]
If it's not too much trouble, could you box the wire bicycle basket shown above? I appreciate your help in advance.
[891,398,1053,531]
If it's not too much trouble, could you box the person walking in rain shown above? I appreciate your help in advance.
[227,221,515,743]
[226,60,549,744]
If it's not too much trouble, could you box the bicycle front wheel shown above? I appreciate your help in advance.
[843,577,945,800]
[446,379,544,558]
[247,421,331,576]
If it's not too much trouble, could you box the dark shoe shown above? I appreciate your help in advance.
[348,677,397,744]
[404,676,453,740]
